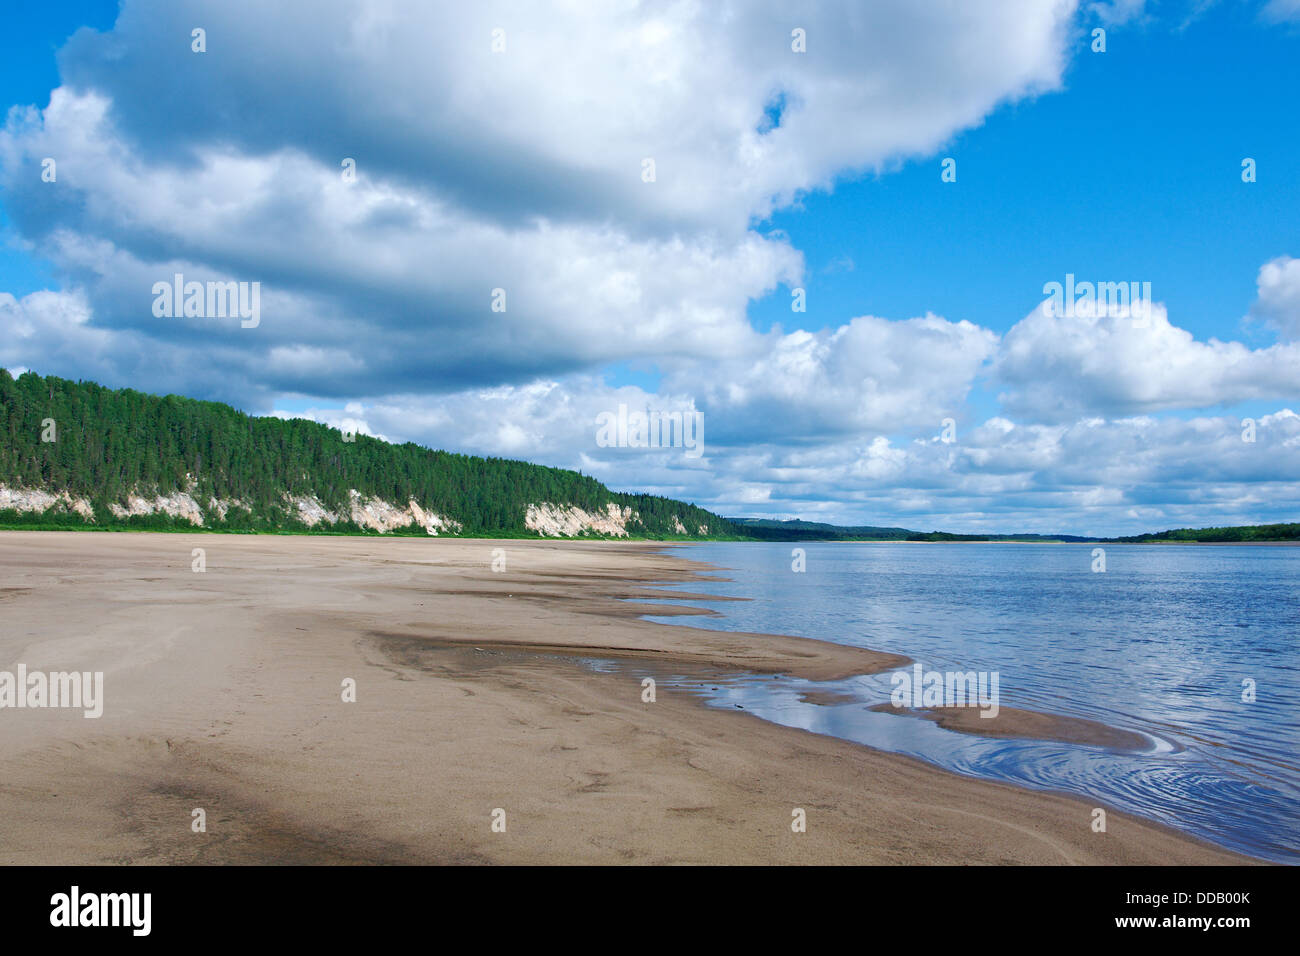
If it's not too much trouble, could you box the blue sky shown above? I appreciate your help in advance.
[0,0,118,295]
[750,5,1296,341]
[1,1,1298,535]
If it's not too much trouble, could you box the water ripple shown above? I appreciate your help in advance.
[637,542,1300,864]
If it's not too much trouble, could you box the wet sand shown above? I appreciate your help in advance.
[0,531,1251,864]
[870,705,1153,751]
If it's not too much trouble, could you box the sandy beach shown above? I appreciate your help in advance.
[0,531,1250,864]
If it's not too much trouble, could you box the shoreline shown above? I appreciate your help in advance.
[0,531,1256,864]
[3,522,1300,547]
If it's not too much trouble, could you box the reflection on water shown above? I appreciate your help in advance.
[628,542,1300,864]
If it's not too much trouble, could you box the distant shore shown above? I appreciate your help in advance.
[4,520,1299,546]
[0,531,1253,864]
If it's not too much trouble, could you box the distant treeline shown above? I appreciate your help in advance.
[0,370,734,537]
[728,517,1096,543]
[727,518,916,541]
[1110,524,1300,543]
[731,516,1298,544]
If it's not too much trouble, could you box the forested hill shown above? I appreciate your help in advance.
[0,370,734,538]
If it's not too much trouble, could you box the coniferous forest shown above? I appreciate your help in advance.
[0,370,736,537]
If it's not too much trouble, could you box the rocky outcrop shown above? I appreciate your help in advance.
[3,481,464,535]
[347,489,413,532]
[407,499,461,535]
[525,502,638,537]
[286,490,462,534]
[0,484,95,521]
[109,491,206,525]
[4,482,711,539]
[288,495,337,527]
[206,496,251,521]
